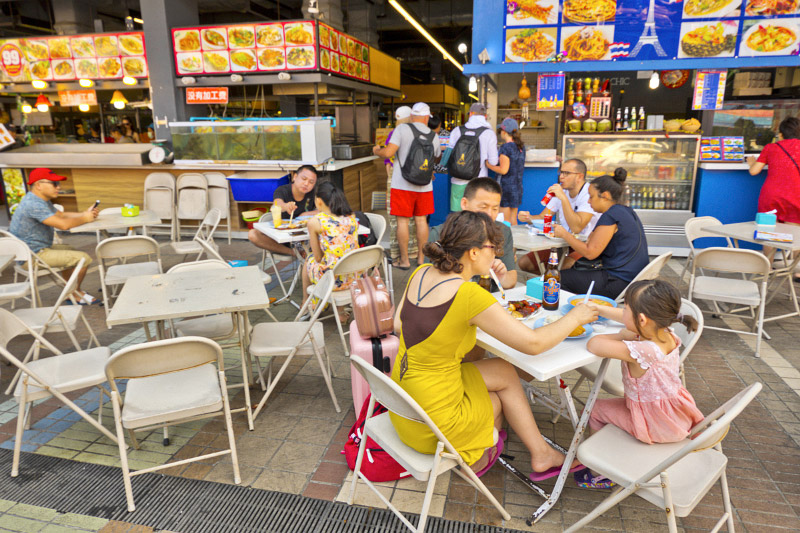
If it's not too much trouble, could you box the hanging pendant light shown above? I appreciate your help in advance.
[35,94,52,112]
[32,79,48,90]
[79,78,94,88]
[21,101,33,113]
[122,76,137,86]
[110,90,128,109]
[79,103,90,112]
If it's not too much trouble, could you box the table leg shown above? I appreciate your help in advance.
[527,358,610,525]
[763,253,800,322]
[237,311,255,431]
[269,247,303,310]
[556,376,580,428]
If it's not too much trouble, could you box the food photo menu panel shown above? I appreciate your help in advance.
[503,0,800,65]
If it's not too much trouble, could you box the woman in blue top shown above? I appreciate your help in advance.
[487,118,525,225]
[554,168,649,299]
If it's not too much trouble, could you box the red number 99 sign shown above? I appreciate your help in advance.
[1,43,24,77]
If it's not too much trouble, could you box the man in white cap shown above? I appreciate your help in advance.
[447,102,499,211]
[384,106,412,179]
[373,102,441,269]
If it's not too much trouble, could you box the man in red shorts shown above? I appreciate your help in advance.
[373,102,441,269]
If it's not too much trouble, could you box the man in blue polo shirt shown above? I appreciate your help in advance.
[10,168,99,304]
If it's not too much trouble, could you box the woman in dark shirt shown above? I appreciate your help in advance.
[486,118,525,225]
[554,168,649,299]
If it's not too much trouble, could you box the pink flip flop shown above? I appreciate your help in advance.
[529,462,585,482]
[475,429,506,478]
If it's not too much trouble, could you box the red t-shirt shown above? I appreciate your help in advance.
[757,138,800,224]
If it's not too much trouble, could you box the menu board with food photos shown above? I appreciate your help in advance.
[172,21,318,75]
[500,0,799,67]
[0,32,147,83]
[172,20,371,82]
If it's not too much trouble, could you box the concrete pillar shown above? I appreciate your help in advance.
[347,3,380,47]
[304,0,344,29]
[141,0,199,142]
[52,0,96,35]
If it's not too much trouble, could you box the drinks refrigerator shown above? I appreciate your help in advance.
[562,133,700,253]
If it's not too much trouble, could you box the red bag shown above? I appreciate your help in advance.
[343,394,411,482]
[349,321,398,413]
[350,269,394,338]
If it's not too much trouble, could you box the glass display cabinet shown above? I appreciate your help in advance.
[169,118,332,165]
[563,133,701,252]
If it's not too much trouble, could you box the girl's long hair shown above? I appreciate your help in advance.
[315,181,352,217]
[625,279,697,341]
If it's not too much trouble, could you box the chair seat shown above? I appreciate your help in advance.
[577,424,728,517]
[13,305,83,332]
[365,412,456,481]
[169,240,215,255]
[14,263,65,277]
[576,358,624,397]
[258,267,272,285]
[693,276,761,306]
[105,262,161,285]
[330,290,353,306]
[14,347,111,403]
[0,282,30,302]
[121,363,222,429]
[249,321,323,357]
[176,314,236,339]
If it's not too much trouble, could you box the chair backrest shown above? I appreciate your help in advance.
[143,172,176,220]
[53,203,64,212]
[105,336,222,384]
[685,216,731,249]
[294,270,335,323]
[332,245,386,278]
[693,247,771,277]
[51,257,85,307]
[96,235,161,262]
[0,317,64,387]
[197,237,226,262]
[676,299,703,366]
[350,356,465,460]
[636,382,762,484]
[0,237,32,262]
[0,308,43,352]
[364,212,387,244]
[176,173,208,220]
[168,259,230,274]
[193,208,221,242]
[616,252,672,303]
[258,213,271,224]
[204,172,229,218]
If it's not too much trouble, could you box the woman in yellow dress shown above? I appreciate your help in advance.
[391,210,597,476]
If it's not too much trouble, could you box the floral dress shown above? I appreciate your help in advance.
[305,212,359,290]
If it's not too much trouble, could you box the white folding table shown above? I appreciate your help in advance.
[69,209,161,234]
[475,285,621,524]
[106,266,270,430]
[511,225,571,271]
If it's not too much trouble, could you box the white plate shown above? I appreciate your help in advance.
[560,26,615,61]
[505,31,557,63]
[739,20,800,56]
[677,20,739,59]
[534,317,593,339]
[505,0,559,26]
[683,0,741,18]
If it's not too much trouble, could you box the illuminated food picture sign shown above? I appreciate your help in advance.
[0,32,147,82]
[481,0,800,71]
[171,20,370,82]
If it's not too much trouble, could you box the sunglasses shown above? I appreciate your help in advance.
[39,180,60,187]
[559,170,581,176]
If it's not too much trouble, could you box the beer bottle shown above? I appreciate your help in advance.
[478,275,492,292]
[542,248,560,311]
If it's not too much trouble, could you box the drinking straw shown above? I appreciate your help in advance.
[489,269,506,300]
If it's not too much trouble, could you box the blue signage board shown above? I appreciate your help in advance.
[468,0,800,74]
[692,69,727,109]
[536,72,566,110]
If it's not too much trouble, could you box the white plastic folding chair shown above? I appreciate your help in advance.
[1,230,67,308]
[96,235,163,321]
[165,208,221,262]
[52,203,65,244]
[0,237,34,309]
[681,216,734,282]
[175,173,208,241]
[565,382,762,533]
[250,271,340,420]
[348,356,510,532]
[615,252,672,303]
[364,212,387,244]
[143,172,177,240]
[0,308,116,477]
[195,238,276,301]
[204,172,232,244]
[572,299,705,401]
[105,336,240,512]
[93,207,130,243]
[689,247,770,357]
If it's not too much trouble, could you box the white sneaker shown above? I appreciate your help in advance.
[79,293,100,305]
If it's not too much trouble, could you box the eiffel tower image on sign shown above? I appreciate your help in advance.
[631,0,667,57]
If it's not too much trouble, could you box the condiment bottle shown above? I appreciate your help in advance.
[542,249,560,311]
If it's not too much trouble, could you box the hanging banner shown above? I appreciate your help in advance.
[692,69,727,110]
[536,73,565,111]
[186,87,229,104]
[58,89,98,106]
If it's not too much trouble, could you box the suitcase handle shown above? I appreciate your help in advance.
[371,337,391,373]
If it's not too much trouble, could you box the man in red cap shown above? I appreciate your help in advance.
[9,168,100,304]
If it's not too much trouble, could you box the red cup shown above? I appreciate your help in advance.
[543,213,553,235]
[540,191,555,207]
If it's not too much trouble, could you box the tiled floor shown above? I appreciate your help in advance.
[1,229,800,532]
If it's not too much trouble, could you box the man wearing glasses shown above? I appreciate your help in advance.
[9,168,100,304]
[518,158,599,274]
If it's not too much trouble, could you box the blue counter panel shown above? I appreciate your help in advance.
[694,167,766,250]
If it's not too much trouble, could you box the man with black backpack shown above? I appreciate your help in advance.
[373,102,441,270]
[447,102,499,212]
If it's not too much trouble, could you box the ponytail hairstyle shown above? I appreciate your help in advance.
[590,167,627,203]
[497,126,525,153]
[624,279,697,342]
[423,210,504,274]
[315,181,353,217]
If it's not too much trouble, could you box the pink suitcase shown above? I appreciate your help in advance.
[350,321,399,413]
[350,269,394,338]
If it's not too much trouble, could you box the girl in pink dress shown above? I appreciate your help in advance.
[586,279,704,445]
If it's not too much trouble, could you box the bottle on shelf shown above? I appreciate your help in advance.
[615,108,622,131]
[630,107,637,131]
[542,249,560,311]
[622,107,630,131]
[638,106,646,131]
[655,187,665,210]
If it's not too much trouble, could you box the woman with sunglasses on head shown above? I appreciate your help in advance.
[554,168,649,300]
[391,210,597,480]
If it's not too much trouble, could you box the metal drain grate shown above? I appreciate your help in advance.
[0,449,526,532]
